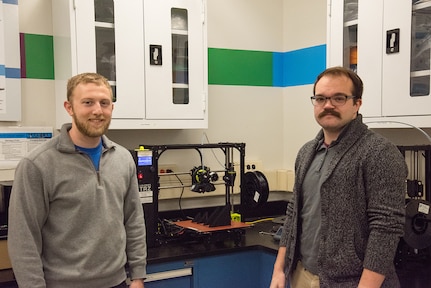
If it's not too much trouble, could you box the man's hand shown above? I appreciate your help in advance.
[269,269,286,288]
[270,247,287,288]
[358,268,385,288]
[130,278,145,288]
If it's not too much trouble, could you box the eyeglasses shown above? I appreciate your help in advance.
[310,95,356,107]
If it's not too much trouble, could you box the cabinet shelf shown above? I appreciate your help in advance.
[344,19,358,27]
[172,29,188,36]
[414,0,431,11]
[411,70,431,77]
[173,83,188,89]
[95,21,114,29]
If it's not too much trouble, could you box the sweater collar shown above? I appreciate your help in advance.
[314,114,367,149]
[57,123,115,153]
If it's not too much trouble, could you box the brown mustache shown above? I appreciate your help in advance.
[318,110,341,119]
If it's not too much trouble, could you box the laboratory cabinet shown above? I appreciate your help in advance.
[327,0,431,127]
[52,0,208,129]
[193,250,276,288]
[145,250,276,288]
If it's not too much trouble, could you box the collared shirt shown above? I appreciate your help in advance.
[300,139,338,275]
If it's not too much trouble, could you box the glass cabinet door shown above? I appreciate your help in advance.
[171,8,189,105]
[94,0,116,100]
[343,0,358,72]
[329,0,431,120]
[410,0,431,97]
[89,0,145,120]
[382,0,431,117]
[327,0,383,117]
[144,0,206,120]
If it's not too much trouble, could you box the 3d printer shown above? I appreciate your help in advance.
[131,143,269,247]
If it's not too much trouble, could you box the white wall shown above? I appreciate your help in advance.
[8,0,431,183]
[11,0,289,174]
[13,0,56,128]
[282,1,327,169]
[207,0,284,51]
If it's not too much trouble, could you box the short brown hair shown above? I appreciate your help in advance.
[313,66,364,101]
[66,72,112,102]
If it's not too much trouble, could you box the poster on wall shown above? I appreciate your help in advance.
[0,127,52,181]
[0,127,52,159]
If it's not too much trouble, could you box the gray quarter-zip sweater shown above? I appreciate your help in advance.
[280,114,407,288]
[8,123,147,288]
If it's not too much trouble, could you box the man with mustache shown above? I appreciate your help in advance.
[270,67,407,288]
[8,73,147,288]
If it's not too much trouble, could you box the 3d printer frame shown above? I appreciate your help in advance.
[140,142,248,228]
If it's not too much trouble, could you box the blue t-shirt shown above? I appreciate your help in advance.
[75,140,103,171]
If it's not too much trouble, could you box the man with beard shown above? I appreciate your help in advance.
[269,67,407,288]
[8,73,147,288]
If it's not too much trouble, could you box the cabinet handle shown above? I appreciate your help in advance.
[145,267,193,282]
[386,28,400,54]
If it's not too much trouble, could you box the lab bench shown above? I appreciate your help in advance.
[0,220,282,288]
[145,220,280,288]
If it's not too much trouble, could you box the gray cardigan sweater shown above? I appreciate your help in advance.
[280,115,407,288]
[8,124,147,288]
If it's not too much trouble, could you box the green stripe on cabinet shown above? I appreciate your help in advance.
[23,34,55,80]
[208,48,273,86]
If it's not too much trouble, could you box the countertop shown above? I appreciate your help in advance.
[147,219,281,265]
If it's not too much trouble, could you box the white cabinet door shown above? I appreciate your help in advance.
[327,0,383,118]
[356,0,383,118]
[144,0,207,120]
[111,0,146,120]
[382,0,431,117]
[74,0,145,120]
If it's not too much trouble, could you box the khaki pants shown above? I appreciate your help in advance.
[291,261,320,288]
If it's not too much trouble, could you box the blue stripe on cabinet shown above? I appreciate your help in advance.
[272,52,286,87]
[0,65,4,76]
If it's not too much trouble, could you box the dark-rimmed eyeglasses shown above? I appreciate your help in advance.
[310,95,356,107]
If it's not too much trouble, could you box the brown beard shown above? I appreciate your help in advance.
[72,113,111,137]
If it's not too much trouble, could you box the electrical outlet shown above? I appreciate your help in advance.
[158,163,178,174]
[244,160,263,172]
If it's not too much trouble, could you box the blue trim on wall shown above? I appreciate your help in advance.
[0,65,5,76]
[6,68,21,79]
[3,0,19,5]
[284,44,326,87]
[272,52,286,87]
